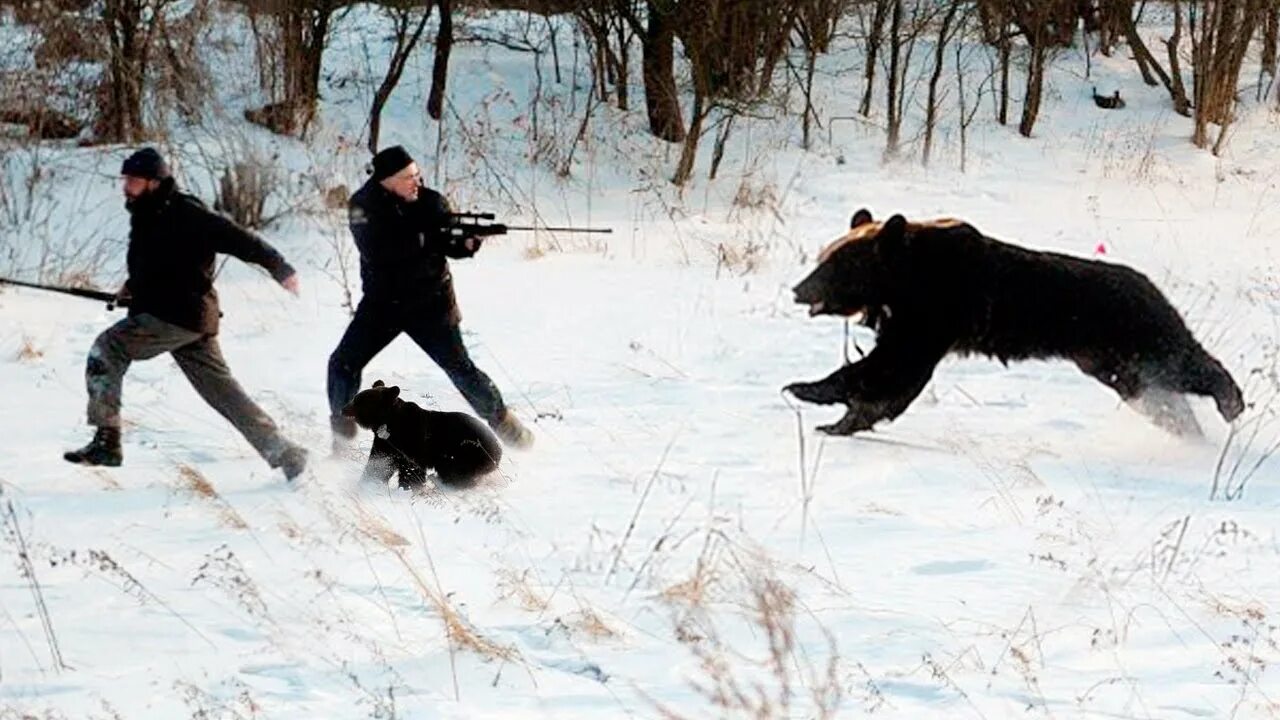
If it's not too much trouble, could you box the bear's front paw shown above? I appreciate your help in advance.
[784,380,844,405]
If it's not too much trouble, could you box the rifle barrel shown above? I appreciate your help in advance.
[0,276,120,304]
[503,225,613,234]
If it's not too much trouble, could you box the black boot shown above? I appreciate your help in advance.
[64,427,122,467]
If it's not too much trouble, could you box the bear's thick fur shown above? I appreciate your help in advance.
[784,209,1245,437]
[341,380,503,486]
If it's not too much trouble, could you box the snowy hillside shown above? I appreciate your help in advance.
[2,4,1279,718]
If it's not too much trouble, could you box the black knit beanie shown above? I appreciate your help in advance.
[120,147,170,180]
[370,145,414,181]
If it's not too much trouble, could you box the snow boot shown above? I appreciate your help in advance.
[275,444,309,482]
[330,414,358,459]
[64,426,122,467]
[491,410,534,450]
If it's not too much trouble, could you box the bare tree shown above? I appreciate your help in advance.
[1188,0,1269,153]
[369,1,433,151]
[96,0,178,142]
[427,0,453,120]
[976,0,1014,124]
[670,0,800,185]
[857,0,891,117]
[923,0,967,166]
[241,0,348,138]
[1002,0,1079,138]
[794,0,847,149]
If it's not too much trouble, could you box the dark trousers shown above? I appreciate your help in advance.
[85,313,293,464]
[326,301,507,427]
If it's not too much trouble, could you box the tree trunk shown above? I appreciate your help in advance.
[427,0,453,121]
[858,0,889,117]
[1262,4,1278,79]
[370,4,431,152]
[923,1,961,166]
[883,0,902,157]
[1118,0,1162,86]
[1165,0,1193,117]
[672,89,707,185]
[997,31,1010,124]
[1019,43,1046,137]
[614,16,630,111]
[708,113,734,180]
[1189,0,1266,153]
[97,0,149,142]
[802,46,818,149]
[641,0,684,142]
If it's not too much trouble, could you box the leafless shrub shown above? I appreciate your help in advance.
[191,542,269,618]
[653,566,843,720]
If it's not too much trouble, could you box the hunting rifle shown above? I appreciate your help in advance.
[444,212,612,242]
[0,276,127,309]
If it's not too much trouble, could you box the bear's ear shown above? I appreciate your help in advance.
[850,208,873,229]
[880,214,908,243]
[387,385,401,399]
[373,379,385,388]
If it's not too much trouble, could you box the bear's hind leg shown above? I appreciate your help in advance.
[1126,387,1204,438]
[1159,348,1245,423]
[1076,354,1204,437]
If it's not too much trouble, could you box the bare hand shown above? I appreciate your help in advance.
[465,237,480,253]
[281,273,301,296]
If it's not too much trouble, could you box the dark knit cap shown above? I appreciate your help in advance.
[120,147,170,180]
[370,145,415,181]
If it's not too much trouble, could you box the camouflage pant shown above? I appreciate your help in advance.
[85,313,292,464]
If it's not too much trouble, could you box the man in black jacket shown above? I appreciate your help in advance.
[64,147,309,480]
[327,145,533,453]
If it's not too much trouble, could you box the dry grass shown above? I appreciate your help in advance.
[175,463,247,530]
[351,501,409,548]
[654,569,843,720]
[14,335,42,362]
[565,607,618,640]
[496,567,549,612]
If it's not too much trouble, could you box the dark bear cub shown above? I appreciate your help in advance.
[784,209,1245,438]
[341,380,503,487]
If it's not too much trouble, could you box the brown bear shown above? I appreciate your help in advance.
[341,380,503,487]
[784,209,1245,438]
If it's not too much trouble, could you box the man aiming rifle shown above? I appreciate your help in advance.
[329,145,608,455]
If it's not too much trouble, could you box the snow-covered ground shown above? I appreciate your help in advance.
[2,6,1279,718]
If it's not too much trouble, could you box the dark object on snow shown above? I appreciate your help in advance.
[328,158,535,451]
[341,380,503,487]
[1092,87,1126,109]
[0,276,126,309]
[784,208,1244,438]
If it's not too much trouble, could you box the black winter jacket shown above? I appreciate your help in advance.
[124,177,295,335]
[347,178,477,324]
